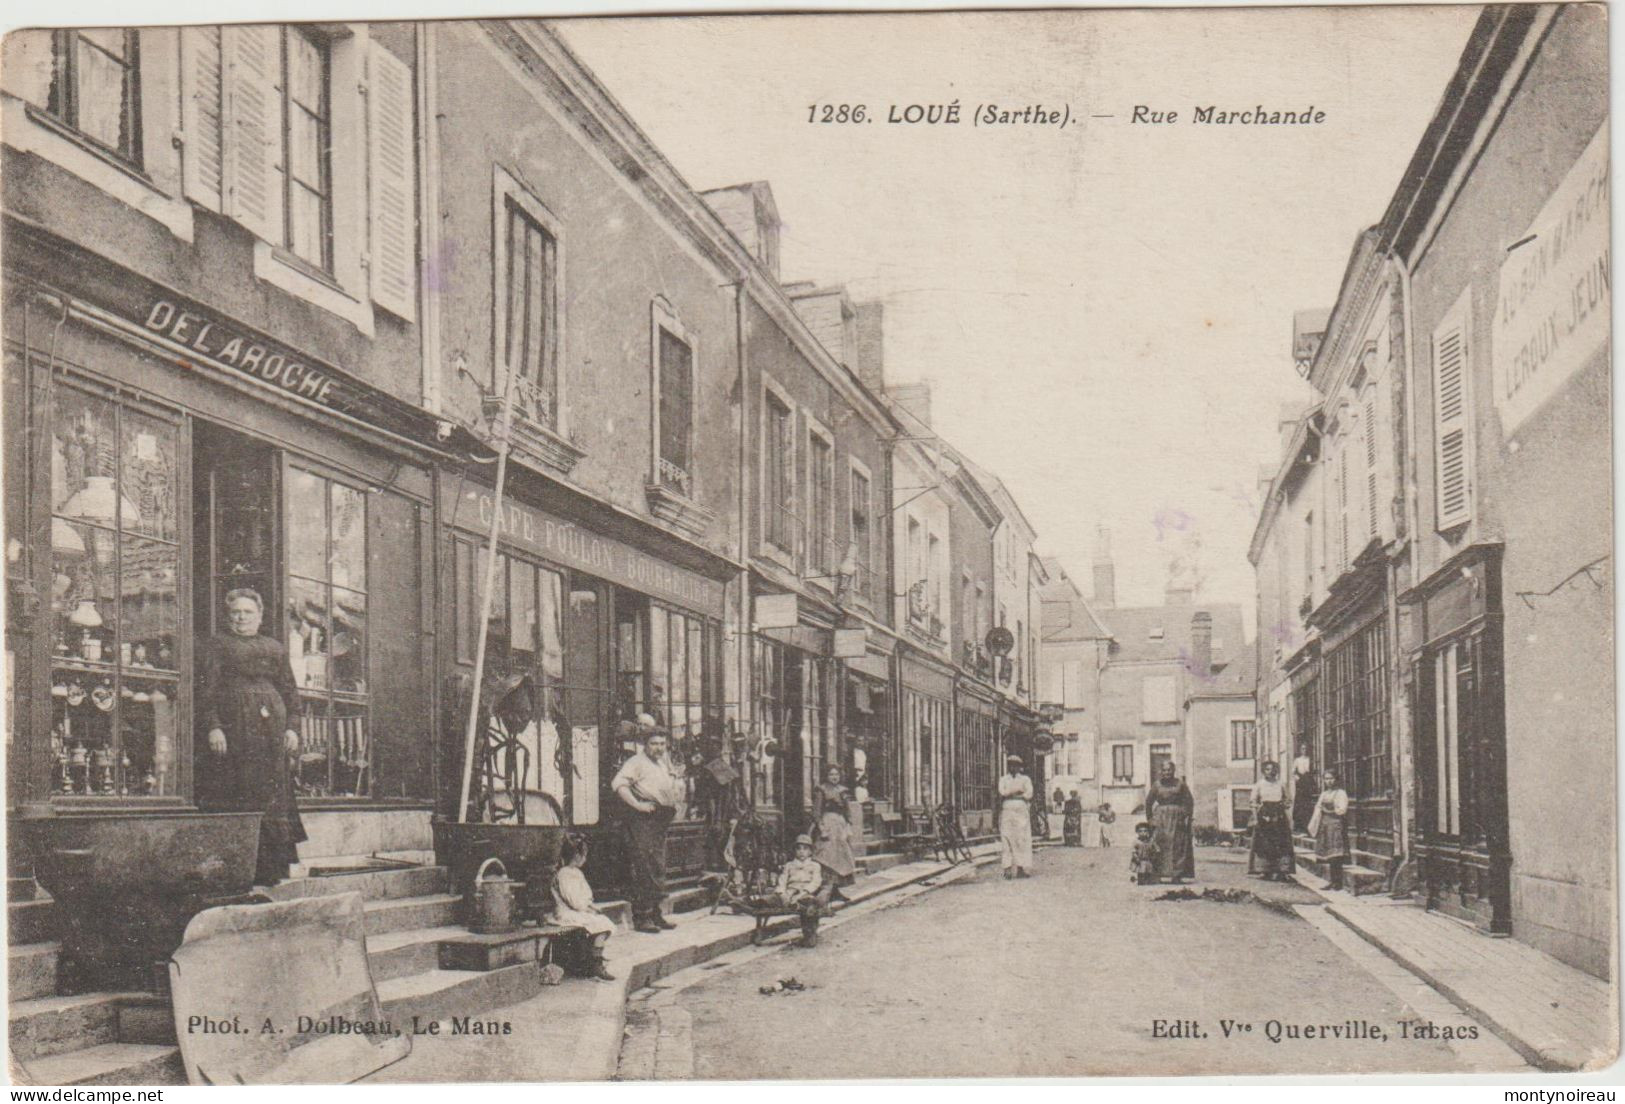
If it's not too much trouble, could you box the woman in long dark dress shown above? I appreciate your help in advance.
[1062,792,1085,846]
[1247,759,1296,881]
[1291,742,1319,834]
[199,588,306,886]
[1144,762,1196,883]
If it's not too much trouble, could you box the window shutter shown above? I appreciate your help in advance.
[1337,446,1349,568]
[221,24,283,244]
[1432,313,1472,529]
[366,41,416,321]
[179,26,225,212]
[1364,390,1379,540]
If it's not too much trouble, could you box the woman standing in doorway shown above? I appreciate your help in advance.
[1291,742,1319,834]
[198,588,306,886]
[1144,762,1196,884]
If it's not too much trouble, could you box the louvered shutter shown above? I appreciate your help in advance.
[1337,446,1349,568]
[366,41,416,321]
[180,26,225,212]
[1364,390,1379,540]
[1432,313,1472,529]
[222,24,283,244]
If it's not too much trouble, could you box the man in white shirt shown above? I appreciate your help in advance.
[612,724,679,933]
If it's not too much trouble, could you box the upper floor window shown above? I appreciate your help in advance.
[49,29,141,165]
[280,27,332,271]
[1111,744,1134,784]
[657,327,693,494]
[849,466,873,601]
[807,429,833,575]
[764,390,796,553]
[1229,718,1257,762]
[495,180,561,427]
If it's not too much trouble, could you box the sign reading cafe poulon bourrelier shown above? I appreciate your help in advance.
[1493,123,1610,434]
[441,484,727,618]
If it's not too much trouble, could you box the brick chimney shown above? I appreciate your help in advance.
[854,301,884,392]
[698,181,781,279]
[1091,527,1116,609]
[1190,611,1213,679]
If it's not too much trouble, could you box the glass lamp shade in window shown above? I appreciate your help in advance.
[68,597,104,629]
[60,476,142,528]
[51,518,87,558]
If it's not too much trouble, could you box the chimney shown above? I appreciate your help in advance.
[1091,527,1116,609]
[854,302,884,392]
[699,182,781,278]
[887,382,932,430]
[1190,611,1213,679]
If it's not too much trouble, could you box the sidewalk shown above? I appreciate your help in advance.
[364,842,1002,1083]
[1295,868,1618,1071]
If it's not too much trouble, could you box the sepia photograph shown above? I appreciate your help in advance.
[0,0,1615,1085]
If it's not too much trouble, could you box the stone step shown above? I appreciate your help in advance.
[1294,849,1387,893]
[10,942,60,1001]
[365,926,467,983]
[13,1042,183,1086]
[9,877,40,902]
[376,963,548,1028]
[363,894,462,937]
[266,865,448,905]
[9,991,137,1062]
[9,898,56,945]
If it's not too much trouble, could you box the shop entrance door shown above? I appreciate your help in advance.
[191,423,279,807]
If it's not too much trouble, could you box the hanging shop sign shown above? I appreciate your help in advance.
[442,483,726,618]
[1493,122,1609,434]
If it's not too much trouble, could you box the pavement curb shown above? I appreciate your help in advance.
[1318,902,1583,1073]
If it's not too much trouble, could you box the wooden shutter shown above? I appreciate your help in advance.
[1337,446,1349,568]
[179,26,225,212]
[367,41,416,321]
[1364,390,1379,540]
[1432,309,1472,529]
[222,24,283,244]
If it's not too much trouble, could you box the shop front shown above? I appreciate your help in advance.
[437,472,729,892]
[954,686,998,835]
[898,649,954,820]
[5,225,439,825]
[1402,544,1510,934]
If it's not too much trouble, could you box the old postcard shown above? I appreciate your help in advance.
[0,1,1615,1085]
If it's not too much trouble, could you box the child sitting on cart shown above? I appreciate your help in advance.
[775,834,828,948]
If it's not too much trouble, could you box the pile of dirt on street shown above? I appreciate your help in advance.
[1153,887,1300,916]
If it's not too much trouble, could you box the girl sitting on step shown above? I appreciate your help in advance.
[551,833,616,980]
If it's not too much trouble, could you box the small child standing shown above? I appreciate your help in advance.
[1130,821,1160,885]
[776,834,827,948]
[550,833,616,980]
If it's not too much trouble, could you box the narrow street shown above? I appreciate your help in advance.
[641,847,1533,1079]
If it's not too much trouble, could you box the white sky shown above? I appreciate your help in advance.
[557,6,1482,632]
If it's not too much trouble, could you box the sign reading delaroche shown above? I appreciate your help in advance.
[442,484,726,618]
[1493,123,1610,434]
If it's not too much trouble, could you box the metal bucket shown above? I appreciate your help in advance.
[468,857,521,934]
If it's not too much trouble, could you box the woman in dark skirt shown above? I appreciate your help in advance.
[198,588,307,886]
[1144,762,1196,883]
[1062,791,1085,846]
[1247,759,1296,881]
[1291,742,1319,834]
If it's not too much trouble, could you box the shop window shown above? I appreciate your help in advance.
[49,384,180,797]
[1111,744,1134,784]
[280,26,333,272]
[563,579,605,824]
[47,29,142,166]
[1325,618,1390,800]
[657,326,694,496]
[1229,718,1257,762]
[285,466,370,797]
[751,637,788,808]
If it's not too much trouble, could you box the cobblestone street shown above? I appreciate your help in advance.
[648,847,1532,1079]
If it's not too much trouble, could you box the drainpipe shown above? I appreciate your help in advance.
[734,277,751,794]
[416,23,442,415]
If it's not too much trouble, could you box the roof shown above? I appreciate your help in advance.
[1039,561,1112,642]
[1096,602,1245,667]
[1188,645,1259,701]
